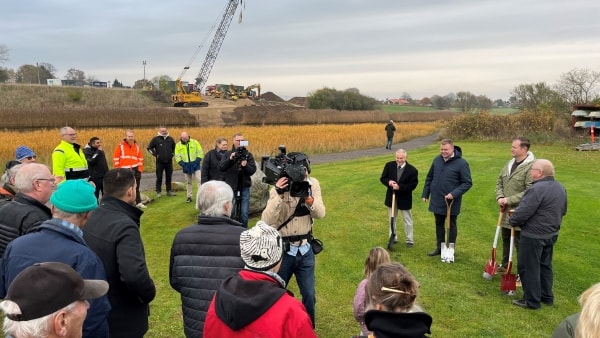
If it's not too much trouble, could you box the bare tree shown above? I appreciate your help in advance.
[511,82,568,112]
[554,68,600,105]
[0,44,9,64]
[455,91,477,113]
[477,95,493,110]
[65,68,86,81]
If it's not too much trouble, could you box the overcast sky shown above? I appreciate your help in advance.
[3,0,600,100]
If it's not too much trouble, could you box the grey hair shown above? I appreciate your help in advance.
[0,300,77,338]
[59,126,72,135]
[197,181,234,217]
[14,164,49,193]
[1,164,23,185]
[395,149,407,156]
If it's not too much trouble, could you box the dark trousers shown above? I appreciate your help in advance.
[155,161,173,193]
[90,176,104,200]
[386,136,393,149]
[134,170,142,204]
[434,213,457,245]
[501,227,521,267]
[517,234,558,309]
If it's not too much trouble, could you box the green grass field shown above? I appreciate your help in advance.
[141,140,599,337]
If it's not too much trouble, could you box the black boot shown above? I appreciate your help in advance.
[428,247,441,256]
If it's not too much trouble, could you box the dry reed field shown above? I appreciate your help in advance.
[0,123,438,171]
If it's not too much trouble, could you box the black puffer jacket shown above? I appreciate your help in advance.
[0,193,52,256]
[169,215,245,337]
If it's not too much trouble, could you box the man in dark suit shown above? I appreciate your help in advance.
[380,149,419,248]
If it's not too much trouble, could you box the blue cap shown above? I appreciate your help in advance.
[15,146,35,161]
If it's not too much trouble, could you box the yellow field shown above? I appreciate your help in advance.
[0,123,438,171]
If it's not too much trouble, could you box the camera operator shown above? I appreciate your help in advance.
[219,133,257,227]
[261,152,326,328]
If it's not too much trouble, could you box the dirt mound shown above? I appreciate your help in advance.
[288,97,307,107]
[261,91,285,102]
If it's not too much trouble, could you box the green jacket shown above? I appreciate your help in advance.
[495,151,535,228]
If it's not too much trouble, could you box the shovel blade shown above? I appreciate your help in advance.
[484,258,496,276]
[501,273,517,292]
[440,242,448,262]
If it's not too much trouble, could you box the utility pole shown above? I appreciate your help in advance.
[37,62,40,84]
[142,60,147,82]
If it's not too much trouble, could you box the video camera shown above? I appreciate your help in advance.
[234,140,249,161]
[261,145,311,197]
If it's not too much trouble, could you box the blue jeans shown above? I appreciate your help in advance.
[277,248,316,327]
[233,187,250,227]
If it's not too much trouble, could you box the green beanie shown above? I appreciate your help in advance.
[50,179,98,213]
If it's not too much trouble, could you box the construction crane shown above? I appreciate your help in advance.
[171,0,242,107]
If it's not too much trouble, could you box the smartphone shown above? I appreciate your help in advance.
[239,140,249,147]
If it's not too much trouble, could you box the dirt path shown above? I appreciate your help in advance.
[139,133,439,192]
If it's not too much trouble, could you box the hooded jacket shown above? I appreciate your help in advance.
[365,310,432,338]
[203,269,316,337]
[421,145,472,215]
[495,151,535,228]
[147,134,175,163]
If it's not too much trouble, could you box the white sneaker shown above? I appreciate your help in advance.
[136,203,147,209]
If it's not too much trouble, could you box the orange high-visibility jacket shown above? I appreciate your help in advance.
[113,140,144,172]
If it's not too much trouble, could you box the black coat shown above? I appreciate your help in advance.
[219,148,257,190]
[0,193,51,257]
[169,215,245,337]
[147,135,176,163]
[83,196,156,338]
[201,148,227,184]
[380,161,419,210]
[83,144,109,179]
[365,310,432,338]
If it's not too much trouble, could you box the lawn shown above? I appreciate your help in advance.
[141,140,599,337]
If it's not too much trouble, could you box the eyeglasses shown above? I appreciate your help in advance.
[63,133,77,136]
[37,178,56,184]
[531,168,542,172]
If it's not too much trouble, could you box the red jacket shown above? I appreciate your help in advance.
[203,269,316,338]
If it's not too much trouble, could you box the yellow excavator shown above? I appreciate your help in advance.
[171,78,205,107]
[244,83,261,99]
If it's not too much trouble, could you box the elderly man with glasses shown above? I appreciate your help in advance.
[52,126,89,184]
[0,163,53,256]
[509,159,567,310]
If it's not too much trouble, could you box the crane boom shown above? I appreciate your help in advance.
[195,0,241,91]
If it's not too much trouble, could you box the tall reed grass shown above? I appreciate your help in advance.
[0,123,439,171]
